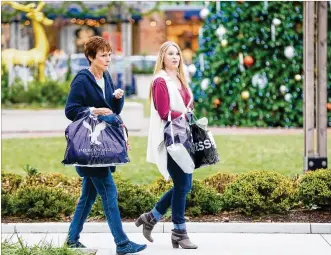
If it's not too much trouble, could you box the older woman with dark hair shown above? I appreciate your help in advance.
[65,36,146,255]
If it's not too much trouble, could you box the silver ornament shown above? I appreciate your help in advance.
[201,78,210,90]
[284,46,295,59]
[188,64,197,75]
[200,8,210,20]
[252,73,268,89]
[284,93,292,102]
[272,18,281,26]
[280,85,288,95]
[215,25,227,40]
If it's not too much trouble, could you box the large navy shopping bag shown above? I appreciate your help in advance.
[62,114,130,167]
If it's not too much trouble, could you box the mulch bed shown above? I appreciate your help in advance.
[2,209,331,224]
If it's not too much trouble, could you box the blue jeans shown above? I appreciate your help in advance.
[152,154,193,230]
[67,168,129,246]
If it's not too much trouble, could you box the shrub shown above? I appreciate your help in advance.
[148,177,222,217]
[2,78,70,107]
[90,197,104,219]
[132,66,154,74]
[21,172,81,195]
[39,79,69,105]
[78,175,158,219]
[148,177,173,196]
[1,64,10,103]
[12,186,76,219]
[297,169,331,209]
[1,172,23,193]
[204,172,237,194]
[3,169,331,220]
[23,164,38,176]
[222,170,296,215]
[5,81,27,104]
[1,189,13,216]
[116,178,157,218]
[186,180,222,216]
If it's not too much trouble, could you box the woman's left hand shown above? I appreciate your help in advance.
[113,89,124,99]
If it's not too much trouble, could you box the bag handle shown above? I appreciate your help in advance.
[187,111,198,125]
[186,87,194,112]
[168,111,175,144]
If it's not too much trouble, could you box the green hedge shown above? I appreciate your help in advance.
[1,169,330,219]
[204,172,238,194]
[1,66,71,108]
[297,169,331,209]
[12,186,76,219]
[148,177,222,216]
[1,189,13,216]
[221,171,296,215]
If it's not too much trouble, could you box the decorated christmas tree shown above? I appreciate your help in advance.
[190,1,331,128]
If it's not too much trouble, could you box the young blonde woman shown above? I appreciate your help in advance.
[135,41,197,249]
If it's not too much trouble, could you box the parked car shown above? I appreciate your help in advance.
[70,53,89,75]
[50,53,89,79]
[131,55,157,74]
[109,55,157,75]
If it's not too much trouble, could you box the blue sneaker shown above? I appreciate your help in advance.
[66,240,87,248]
[116,240,147,255]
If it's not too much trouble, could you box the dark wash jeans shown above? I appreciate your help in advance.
[67,167,128,246]
[153,154,193,229]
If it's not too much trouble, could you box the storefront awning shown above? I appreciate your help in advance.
[184,10,201,20]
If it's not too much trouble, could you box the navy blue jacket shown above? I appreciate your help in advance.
[65,69,124,177]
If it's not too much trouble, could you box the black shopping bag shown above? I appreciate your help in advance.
[189,114,219,169]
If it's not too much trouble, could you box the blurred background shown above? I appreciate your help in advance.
[1,1,331,179]
[1,1,203,100]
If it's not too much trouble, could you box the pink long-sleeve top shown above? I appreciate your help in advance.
[152,77,193,121]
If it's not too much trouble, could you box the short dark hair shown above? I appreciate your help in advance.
[84,36,112,65]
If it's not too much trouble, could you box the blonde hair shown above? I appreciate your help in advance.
[149,41,188,100]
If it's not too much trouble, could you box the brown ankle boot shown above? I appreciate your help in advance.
[171,229,198,249]
[135,212,157,242]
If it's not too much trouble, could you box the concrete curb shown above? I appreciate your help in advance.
[2,222,331,234]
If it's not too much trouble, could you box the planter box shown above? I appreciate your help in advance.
[134,74,153,99]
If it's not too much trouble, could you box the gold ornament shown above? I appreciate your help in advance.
[221,39,228,47]
[295,74,302,81]
[1,2,53,82]
[241,91,250,100]
[213,76,221,85]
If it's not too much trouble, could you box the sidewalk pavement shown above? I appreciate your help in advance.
[3,109,331,139]
[2,223,331,255]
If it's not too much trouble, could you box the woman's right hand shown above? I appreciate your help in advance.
[92,108,113,116]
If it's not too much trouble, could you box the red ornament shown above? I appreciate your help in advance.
[213,98,221,106]
[244,55,254,67]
